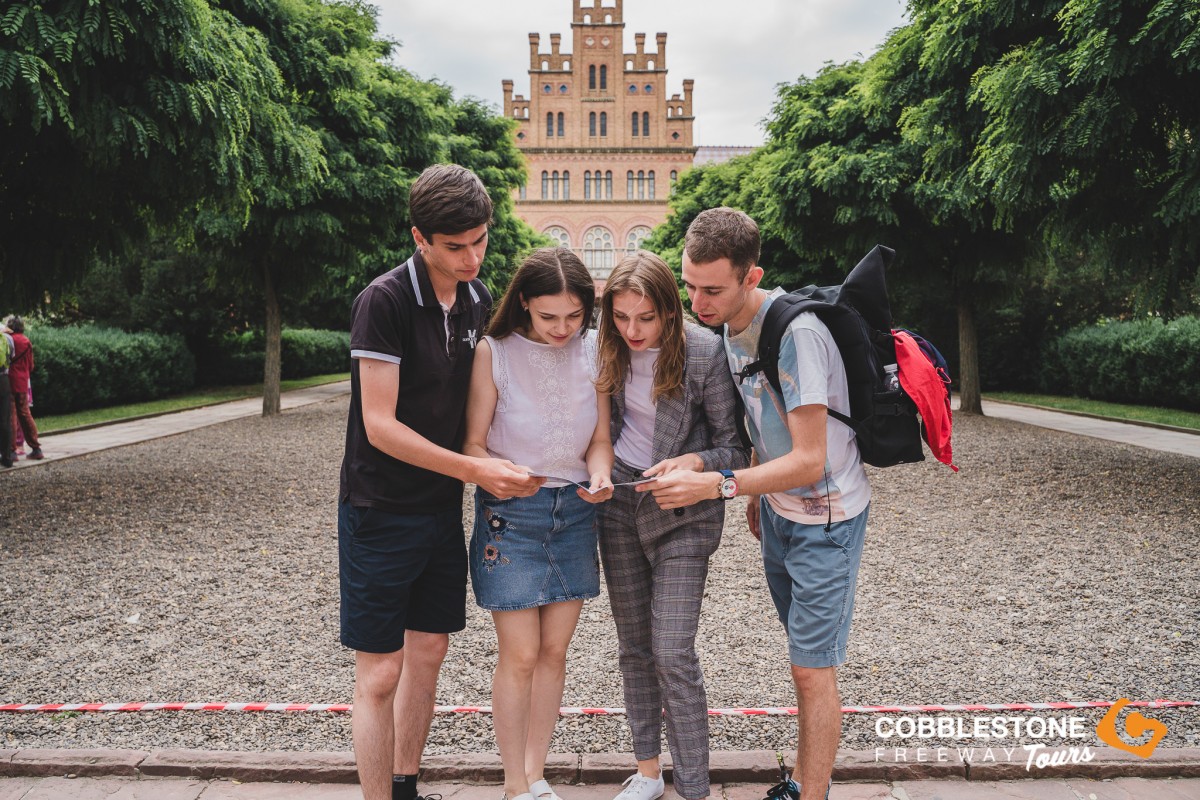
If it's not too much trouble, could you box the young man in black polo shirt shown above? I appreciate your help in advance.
[340,164,542,800]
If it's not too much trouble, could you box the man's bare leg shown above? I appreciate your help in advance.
[393,631,450,776]
[791,665,839,800]
[355,649,405,800]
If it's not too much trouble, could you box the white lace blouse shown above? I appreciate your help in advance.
[484,330,599,486]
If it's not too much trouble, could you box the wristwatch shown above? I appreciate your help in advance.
[717,469,738,501]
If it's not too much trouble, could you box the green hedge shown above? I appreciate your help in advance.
[195,328,350,386]
[30,326,196,415]
[1039,317,1200,411]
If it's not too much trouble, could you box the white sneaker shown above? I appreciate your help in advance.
[529,780,563,800]
[614,772,664,800]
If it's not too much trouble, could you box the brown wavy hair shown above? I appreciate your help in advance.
[596,250,686,402]
[487,247,595,339]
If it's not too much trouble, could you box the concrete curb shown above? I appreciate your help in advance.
[1,747,1197,784]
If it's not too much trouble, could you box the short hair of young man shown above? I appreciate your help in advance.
[4,316,23,334]
[683,207,761,280]
[410,164,494,240]
[487,247,595,339]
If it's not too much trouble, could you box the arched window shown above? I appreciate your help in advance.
[583,13,591,24]
[519,184,526,201]
[514,108,521,118]
[562,170,570,200]
[631,111,639,137]
[627,170,634,197]
[626,226,652,252]
[666,107,673,118]
[670,170,678,185]
[584,170,592,200]
[647,60,655,70]
[648,170,655,199]
[557,112,564,137]
[626,60,633,70]
[605,14,612,23]
[559,84,568,94]
[583,226,615,273]
[589,65,596,90]
[546,112,554,137]
[605,170,613,199]
[541,171,549,199]
[589,112,596,137]
[552,170,560,200]
[599,112,607,137]
[628,84,637,94]
[543,84,551,93]
[642,111,649,137]
[637,170,645,200]
[542,60,549,70]
[544,226,571,248]
[563,60,570,70]
[592,170,603,199]
[678,106,684,116]
[645,84,653,93]
[523,108,529,118]
[599,65,607,90]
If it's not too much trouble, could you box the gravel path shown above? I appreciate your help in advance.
[2,399,1197,757]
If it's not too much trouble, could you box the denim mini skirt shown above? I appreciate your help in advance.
[470,485,600,611]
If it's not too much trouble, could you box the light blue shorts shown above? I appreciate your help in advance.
[759,500,869,668]
[470,485,600,611]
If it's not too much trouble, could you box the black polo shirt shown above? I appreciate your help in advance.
[339,251,492,514]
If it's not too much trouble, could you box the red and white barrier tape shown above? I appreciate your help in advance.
[1,700,1196,715]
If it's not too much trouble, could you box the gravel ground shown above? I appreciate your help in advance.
[1,398,1197,758]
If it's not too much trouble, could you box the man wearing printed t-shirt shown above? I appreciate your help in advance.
[339,164,543,800]
[641,208,870,800]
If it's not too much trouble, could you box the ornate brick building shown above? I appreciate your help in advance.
[502,0,696,280]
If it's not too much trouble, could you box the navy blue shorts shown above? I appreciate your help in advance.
[338,501,467,653]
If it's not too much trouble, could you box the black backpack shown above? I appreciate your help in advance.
[734,245,926,468]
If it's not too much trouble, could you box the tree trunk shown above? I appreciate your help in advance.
[957,295,983,415]
[262,264,282,417]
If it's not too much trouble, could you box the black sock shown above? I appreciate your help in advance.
[393,774,419,800]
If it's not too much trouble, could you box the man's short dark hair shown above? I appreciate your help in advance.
[4,315,23,334]
[684,207,761,280]
[409,164,494,241]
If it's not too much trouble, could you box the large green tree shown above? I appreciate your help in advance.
[0,0,299,308]
[969,0,1200,315]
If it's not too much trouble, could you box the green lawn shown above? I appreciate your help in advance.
[39,373,350,434]
[985,392,1200,432]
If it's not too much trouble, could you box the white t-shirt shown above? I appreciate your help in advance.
[613,347,659,470]
[724,289,870,525]
[485,330,599,485]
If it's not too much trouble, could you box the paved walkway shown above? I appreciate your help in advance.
[980,399,1200,459]
[7,385,1195,471]
[6,381,352,470]
[1,773,1198,799]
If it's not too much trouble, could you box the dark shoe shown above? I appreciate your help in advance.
[1,457,12,468]
[7,452,16,462]
[28,448,43,460]
[764,778,799,800]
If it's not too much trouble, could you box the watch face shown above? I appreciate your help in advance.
[720,477,737,499]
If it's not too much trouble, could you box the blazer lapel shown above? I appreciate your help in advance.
[651,386,688,464]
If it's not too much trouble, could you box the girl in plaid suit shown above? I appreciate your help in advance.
[595,252,749,800]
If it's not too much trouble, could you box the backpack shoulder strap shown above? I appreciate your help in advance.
[736,291,831,393]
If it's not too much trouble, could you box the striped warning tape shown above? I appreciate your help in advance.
[0,700,1196,715]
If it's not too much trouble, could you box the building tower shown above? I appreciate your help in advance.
[502,0,696,280]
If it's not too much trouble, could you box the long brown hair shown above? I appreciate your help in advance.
[596,250,686,402]
[487,247,595,339]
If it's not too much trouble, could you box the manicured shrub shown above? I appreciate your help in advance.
[1039,317,1200,410]
[195,328,350,385]
[29,325,196,414]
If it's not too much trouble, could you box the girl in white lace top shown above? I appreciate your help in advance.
[463,247,613,800]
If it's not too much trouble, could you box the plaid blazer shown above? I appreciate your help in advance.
[605,323,750,549]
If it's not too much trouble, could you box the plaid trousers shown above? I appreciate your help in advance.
[598,461,724,800]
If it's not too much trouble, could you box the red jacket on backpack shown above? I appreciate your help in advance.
[894,329,957,472]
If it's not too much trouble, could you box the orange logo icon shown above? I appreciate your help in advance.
[1096,699,1168,758]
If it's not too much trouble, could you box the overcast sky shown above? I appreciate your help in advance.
[371,0,909,146]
